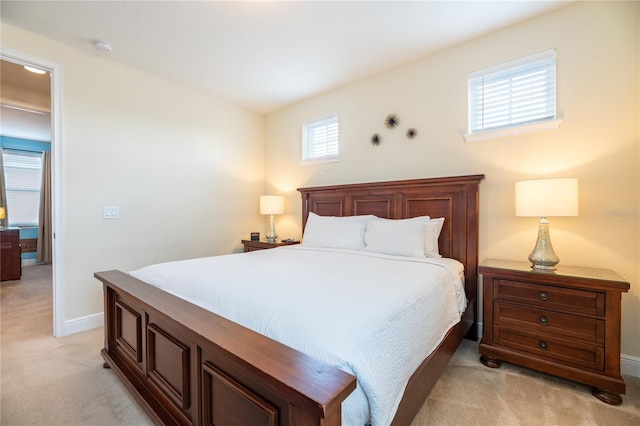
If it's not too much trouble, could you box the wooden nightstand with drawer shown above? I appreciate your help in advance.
[241,239,299,252]
[479,259,630,405]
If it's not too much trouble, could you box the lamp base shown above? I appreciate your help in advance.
[530,263,557,271]
[528,217,559,270]
[266,214,278,243]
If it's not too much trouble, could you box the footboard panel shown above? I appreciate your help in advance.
[97,270,356,426]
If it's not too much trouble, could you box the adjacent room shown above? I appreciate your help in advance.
[1,1,638,425]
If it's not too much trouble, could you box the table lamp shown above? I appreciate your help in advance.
[515,178,578,270]
[260,195,284,243]
[0,206,5,230]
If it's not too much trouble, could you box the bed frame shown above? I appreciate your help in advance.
[95,174,484,426]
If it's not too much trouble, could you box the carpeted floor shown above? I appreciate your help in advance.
[1,264,639,425]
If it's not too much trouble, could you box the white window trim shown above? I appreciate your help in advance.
[464,117,562,143]
[301,112,339,163]
[465,49,559,142]
[2,149,43,227]
[299,156,340,166]
[468,49,554,80]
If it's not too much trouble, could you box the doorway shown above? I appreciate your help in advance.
[1,49,64,336]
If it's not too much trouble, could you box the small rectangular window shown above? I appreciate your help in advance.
[302,113,339,162]
[468,49,557,136]
[2,149,42,227]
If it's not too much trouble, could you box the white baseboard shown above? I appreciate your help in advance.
[63,312,103,336]
[22,259,38,267]
[621,354,640,378]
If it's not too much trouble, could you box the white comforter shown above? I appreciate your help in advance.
[130,246,465,426]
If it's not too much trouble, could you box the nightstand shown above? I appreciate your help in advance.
[241,239,299,252]
[479,259,630,405]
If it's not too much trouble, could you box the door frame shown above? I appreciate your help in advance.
[1,47,65,337]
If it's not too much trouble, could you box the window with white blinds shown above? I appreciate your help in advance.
[468,49,556,135]
[2,150,43,227]
[302,113,339,162]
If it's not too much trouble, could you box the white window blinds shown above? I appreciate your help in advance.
[2,150,43,227]
[302,113,339,162]
[469,49,556,134]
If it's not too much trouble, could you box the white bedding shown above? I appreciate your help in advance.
[130,246,466,426]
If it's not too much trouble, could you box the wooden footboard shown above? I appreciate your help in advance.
[96,270,356,426]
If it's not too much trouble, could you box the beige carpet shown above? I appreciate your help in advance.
[1,264,639,425]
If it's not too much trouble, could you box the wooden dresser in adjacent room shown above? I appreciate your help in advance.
[479,259,630,405]
[0,228,22,281]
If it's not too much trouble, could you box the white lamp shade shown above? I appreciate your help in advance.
[515,178,579,217]
[259,195,284,215]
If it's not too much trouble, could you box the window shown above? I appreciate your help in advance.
[2,150,43,227]
[466,49,559,142]
[302,113,339,162]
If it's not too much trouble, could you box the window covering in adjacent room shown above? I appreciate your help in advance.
[37,150,52,264]
[2,149,43,227]
[0,148,8,228]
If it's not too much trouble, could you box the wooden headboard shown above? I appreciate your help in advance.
[298,174,485,337]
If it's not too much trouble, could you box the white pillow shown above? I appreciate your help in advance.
[424,217,445,258]
[301,212,373,250]
[363,216,429,257]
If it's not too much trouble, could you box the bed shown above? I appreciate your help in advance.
[95,174,484,426]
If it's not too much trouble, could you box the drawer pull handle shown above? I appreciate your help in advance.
[539,316,548,325]
[539,341,548,350]
[539,292,549,301]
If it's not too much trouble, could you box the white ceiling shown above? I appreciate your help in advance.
[1,1,574,113]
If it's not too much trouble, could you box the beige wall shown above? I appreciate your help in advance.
[1,24,265,321]
[265,1,640,359]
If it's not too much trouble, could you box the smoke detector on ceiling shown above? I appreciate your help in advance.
[93,40,113,53]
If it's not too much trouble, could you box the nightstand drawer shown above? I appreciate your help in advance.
[495,279,605,316]
[495,326,604,371]
[495,302,605,344]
